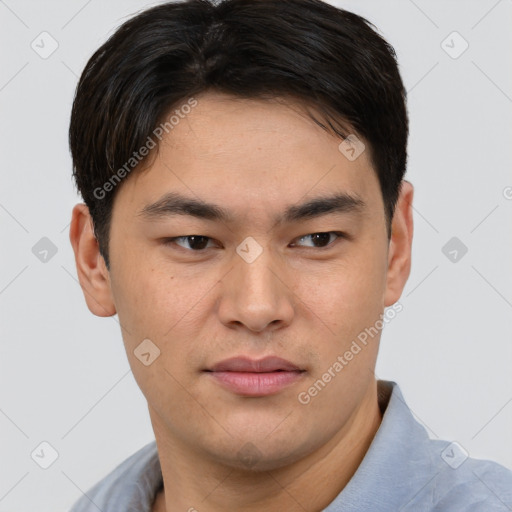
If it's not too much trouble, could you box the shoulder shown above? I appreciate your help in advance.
[68,441,160,512]
[373,382,512,511]
[426,439,512,511]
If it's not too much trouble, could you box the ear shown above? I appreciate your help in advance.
[69,203,116,317]
[383,180,414,307]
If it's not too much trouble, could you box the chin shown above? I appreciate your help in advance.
[204,433,316,473]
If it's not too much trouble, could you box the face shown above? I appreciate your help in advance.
[72,92,412,471]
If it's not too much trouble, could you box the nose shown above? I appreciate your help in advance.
[217,247,295,333]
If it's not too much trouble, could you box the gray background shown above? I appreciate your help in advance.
[1,0,511,510]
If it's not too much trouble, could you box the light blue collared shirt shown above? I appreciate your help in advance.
[69,381,512,511]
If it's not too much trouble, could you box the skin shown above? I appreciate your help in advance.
[70,91,413,512]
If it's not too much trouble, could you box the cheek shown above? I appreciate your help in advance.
[109,268,205,413]
[293,247,387,340]
[109,258,216,378]
[110,253,188,336]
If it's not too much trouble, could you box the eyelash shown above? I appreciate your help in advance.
[162,231,346,251]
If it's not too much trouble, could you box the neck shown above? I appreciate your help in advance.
[152,380,383,512]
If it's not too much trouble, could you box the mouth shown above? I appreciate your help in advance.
[204,356,306,397]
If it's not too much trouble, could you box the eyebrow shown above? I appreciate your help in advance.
[137,191,366,224]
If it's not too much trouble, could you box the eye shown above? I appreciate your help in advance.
[164,235,217,251]
[291,231,344,248]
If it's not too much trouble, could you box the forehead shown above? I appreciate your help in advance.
[115,92,383,221]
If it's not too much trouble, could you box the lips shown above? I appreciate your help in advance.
[209,356,302,373]
[205,356,305,397]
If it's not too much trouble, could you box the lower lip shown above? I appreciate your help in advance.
[207,371,304,396]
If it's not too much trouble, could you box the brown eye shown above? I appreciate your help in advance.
[292,232,343,248]
[166,235,214,250]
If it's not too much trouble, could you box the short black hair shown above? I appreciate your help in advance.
[69,0,408,269]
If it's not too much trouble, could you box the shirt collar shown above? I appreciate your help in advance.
[324,380,434,512]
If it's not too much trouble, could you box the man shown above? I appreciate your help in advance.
[67,0,512,510]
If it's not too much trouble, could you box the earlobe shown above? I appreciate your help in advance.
[383,180,414,307]
[69,203,117,317]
